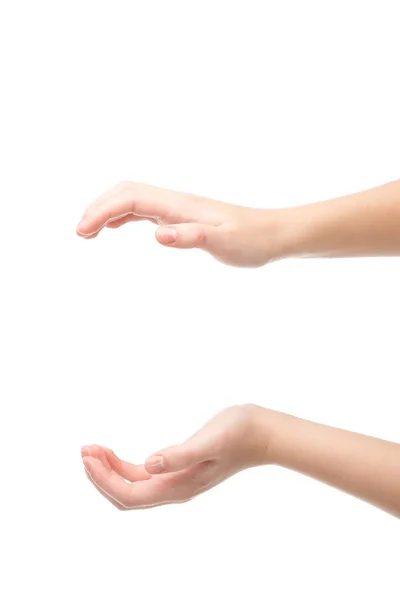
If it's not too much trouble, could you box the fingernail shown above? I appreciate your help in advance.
[160,227,177,244]
[146,455,165,473]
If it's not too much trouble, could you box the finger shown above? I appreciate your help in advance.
[81,445,112,469]
[77,212,135,238]
[155,223,219,250]
[85,455,217,507]
[105,214,146,229]
[83,455,160,508]
[81,446,149,509]
[77,214,145,239]
[83,456,134,507]
[106,213,160,229]
[77,182,184,237]
[81,446,125,509]
[84,465,128,511]
[80,230,101,239]
[103,448,151,482]
[145,438,213,475]
[82,445,150,481]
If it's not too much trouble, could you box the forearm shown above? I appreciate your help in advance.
[257,408,400,517]
[278,179,400,258]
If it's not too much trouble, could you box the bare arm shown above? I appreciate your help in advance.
[286,179,400,258]
[266,409,400,518]
[77,180,400,266]
[81,404,400,517]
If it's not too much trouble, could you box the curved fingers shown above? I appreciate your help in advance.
[103,448,151,482]
[82,451,216,509]
[77,182,184,237]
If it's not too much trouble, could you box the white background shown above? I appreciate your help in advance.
[0,1,399,598]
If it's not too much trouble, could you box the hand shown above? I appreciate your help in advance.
[81,404,273,510]
[76,182,289,267]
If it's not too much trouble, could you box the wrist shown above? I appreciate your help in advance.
[245,404,293,466]
[274,200,349,260]
[256,207,312,263]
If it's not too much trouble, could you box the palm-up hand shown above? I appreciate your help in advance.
[82,405,272,509]
[76,181,287,267]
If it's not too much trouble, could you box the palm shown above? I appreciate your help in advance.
[81,405,265,510]
[82,445,224,509]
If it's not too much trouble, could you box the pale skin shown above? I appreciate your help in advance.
[77,179,400,516]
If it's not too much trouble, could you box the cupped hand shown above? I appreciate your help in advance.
[76,182,288,267]
[81,404,273,510]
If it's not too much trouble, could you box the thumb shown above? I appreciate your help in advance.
[155,223,218,250]
[145,439,209,474]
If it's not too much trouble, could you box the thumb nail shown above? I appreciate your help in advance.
[146,455,165,474]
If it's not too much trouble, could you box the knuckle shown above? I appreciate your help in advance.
[195,225,206,245]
